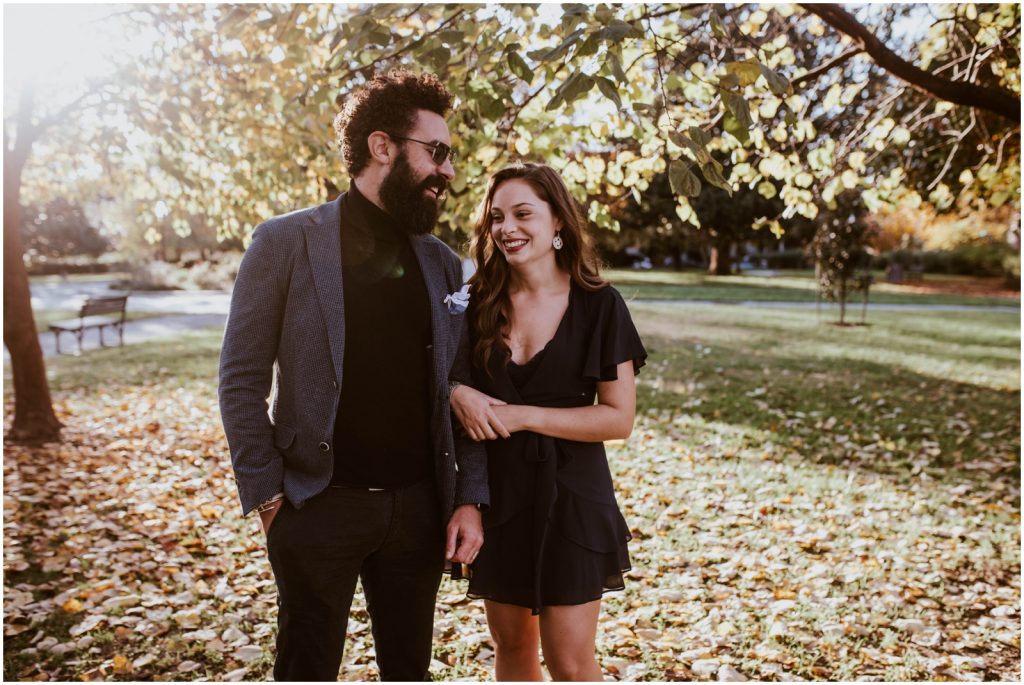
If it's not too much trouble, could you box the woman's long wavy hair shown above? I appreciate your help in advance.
[468,163,607,372]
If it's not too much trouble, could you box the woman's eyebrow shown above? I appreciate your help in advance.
[493,202,535,211]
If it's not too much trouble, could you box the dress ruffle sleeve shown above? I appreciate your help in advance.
[582,286,648,382]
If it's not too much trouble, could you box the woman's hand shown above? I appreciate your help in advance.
[451,384,511,440]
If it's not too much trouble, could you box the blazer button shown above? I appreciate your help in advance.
[319,442,331,452]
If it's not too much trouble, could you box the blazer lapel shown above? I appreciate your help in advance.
[411,236,447,390]
[304,195,346,381]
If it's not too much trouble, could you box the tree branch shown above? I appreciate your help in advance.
[801,3,1020,123]
[37,82,110,133]
[329,9,466,87]
[791,46,864,87]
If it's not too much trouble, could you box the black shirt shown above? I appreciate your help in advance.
[330,183,433,487]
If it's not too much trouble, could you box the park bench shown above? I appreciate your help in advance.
[49,294,128,355]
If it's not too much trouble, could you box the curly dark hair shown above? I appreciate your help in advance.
[333,70,453,176]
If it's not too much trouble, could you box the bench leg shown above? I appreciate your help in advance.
[99,325,106,347]
[76,329,84,355]
[118,323,125,347]
[54,331,62,355]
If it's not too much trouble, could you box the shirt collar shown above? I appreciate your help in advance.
[346,180,396,236]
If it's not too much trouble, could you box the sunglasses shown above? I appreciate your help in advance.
[390,135,458,165]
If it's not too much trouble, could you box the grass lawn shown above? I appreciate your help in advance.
[606,268,1021,307]
[3,304,1020,681]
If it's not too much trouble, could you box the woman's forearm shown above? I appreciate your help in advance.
[509,403,635,442]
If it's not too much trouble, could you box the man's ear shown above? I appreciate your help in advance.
[367,131,393,165]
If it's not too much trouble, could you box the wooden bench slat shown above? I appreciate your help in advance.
[81,302,126,315]
[50,315,124,331]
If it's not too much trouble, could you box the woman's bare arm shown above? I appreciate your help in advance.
[493,360,637,442]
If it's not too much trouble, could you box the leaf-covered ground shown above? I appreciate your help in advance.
[4,303,1020,681]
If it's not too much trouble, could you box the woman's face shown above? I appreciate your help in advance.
[488,178,561,267]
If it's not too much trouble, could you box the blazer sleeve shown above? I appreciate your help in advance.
[218,224,287,515]
[446,253,490,510]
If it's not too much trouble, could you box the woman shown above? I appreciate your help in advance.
[450,163,646,681]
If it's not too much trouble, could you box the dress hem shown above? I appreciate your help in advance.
[463,582,630,614]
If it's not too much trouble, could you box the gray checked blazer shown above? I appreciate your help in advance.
[218,193,488,523]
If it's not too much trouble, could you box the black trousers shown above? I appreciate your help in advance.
[266,478,445,681]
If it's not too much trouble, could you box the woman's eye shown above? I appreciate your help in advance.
[516,213,530,219]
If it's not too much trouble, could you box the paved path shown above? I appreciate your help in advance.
[29,280,231,315]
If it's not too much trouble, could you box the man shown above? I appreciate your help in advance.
[219,70,487,681]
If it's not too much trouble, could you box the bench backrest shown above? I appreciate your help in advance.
[79,296,128,318]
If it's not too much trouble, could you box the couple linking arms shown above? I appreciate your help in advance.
[219,70,645,682]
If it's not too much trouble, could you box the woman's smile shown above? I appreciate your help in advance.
[503,238,528,253]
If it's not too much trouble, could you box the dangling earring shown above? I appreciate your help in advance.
[552,233,564,250]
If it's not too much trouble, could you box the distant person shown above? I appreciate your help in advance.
[219,70,487,681]
[449,163,646,680]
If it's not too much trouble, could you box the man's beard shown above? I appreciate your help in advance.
[378,151,447,236]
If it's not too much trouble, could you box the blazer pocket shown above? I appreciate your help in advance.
[273,423,297,451]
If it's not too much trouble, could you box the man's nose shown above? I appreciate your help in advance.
[438,157,455,181]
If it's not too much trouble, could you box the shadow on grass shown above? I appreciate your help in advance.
[632,305,1020,490]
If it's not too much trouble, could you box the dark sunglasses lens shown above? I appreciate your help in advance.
[432,145,452,165]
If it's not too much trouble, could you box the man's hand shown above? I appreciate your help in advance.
[445,504,483,564]
[451,384,510,441]
[259,499,285,535]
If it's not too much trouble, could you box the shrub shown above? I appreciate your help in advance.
[25,255,130,276]
[124,252,242,291]
[878,243,1019,278]
[751,248,810,270]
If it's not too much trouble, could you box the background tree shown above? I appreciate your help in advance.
[811,189,877,324]
[5,86,77,442]
[21,198,109,262]
[4,4,135,443]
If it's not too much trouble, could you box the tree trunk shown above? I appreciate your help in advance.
[670,244,683,271]
[708,239,733,275]
[4,132,62,443]
[4,87,62,442]
[837,277,847,325]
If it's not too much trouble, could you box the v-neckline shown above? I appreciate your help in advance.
[507,282,574,368]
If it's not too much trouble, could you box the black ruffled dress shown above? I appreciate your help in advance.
[463,283,647,614]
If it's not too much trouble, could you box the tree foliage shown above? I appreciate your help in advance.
[811,189,877,324]
[21,199,109,261]
[18,3,1021,250]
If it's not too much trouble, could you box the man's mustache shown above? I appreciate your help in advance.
[421,176,448,195]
